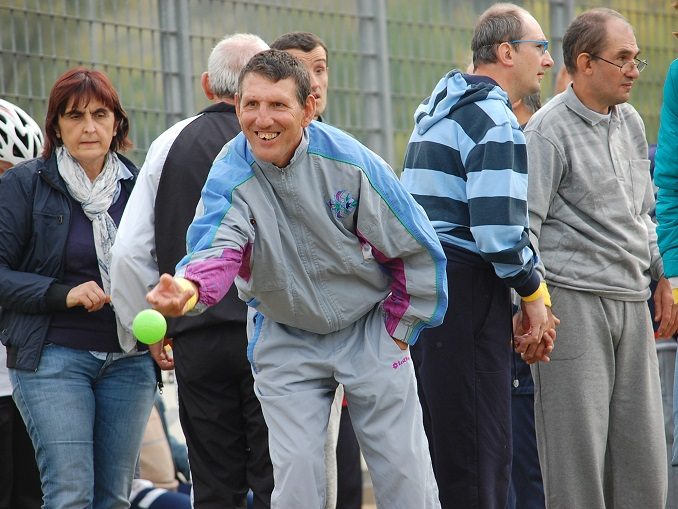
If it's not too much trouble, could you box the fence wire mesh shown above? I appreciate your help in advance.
[1,0,676,167]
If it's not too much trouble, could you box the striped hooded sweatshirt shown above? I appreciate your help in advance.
[401,70,539,297]
[175,121,448,345]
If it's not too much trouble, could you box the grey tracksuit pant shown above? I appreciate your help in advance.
[247,304,440,509]
[532,286,667,509]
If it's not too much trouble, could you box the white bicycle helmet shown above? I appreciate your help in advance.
[0,98,44,166]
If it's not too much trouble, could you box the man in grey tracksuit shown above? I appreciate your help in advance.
[524,8,677,508]
[146,49,447,509]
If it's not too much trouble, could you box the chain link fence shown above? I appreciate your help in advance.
[1,0,676,168]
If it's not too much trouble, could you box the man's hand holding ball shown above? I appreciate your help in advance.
[146,274,198,317]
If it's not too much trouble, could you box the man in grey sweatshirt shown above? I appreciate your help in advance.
[524,8,678,508]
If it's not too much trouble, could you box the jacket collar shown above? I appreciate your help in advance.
[200,101,236,115]
[39,152,67,193]
[251,128,310,172]
[563,84,619,127]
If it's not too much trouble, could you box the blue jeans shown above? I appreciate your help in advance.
[10,344,156,509]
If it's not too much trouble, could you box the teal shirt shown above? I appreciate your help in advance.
[655,59,678,277]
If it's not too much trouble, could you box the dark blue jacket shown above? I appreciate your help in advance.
[0,152,138,370]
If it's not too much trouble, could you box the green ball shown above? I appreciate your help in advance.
[132,309,167,345]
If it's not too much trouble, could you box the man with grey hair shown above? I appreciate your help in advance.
[401,3,554,508]
[525,7,675,508]
[111,33,273,509]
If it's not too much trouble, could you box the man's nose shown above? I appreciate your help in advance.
[255,106,273,126]
[310,73,320,90]
[542,50,554,68]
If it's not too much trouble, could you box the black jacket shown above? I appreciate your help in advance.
[0,152,138,370]
[154,102,246,336]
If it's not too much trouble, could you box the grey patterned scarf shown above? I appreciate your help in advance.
[56,146,121,295]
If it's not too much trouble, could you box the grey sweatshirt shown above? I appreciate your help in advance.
[524,85,661,301]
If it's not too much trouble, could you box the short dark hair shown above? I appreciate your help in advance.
[471,3,527,67]
[237,49,311,107]
[43,67,131,158]
[270,31,329,66]
[562,8,630,75]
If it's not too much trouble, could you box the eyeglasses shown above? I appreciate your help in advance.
[508,40,550,55]
[589,54,647,73]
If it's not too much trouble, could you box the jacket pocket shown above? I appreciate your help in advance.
[27,211,66,272]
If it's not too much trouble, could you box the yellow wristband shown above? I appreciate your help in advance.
[521,282,551,307]
[541,282,551,308]
[175,277,198,313]
[521,285,542,302]
[673,288,678,305]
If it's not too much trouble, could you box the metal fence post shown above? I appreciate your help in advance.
[159,0,194,128]
[359,0,394,166]
[549,0,574,72]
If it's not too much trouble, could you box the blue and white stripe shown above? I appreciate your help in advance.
[401,70,538,294]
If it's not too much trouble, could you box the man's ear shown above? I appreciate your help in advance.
[496,42,515,67]
[576,53,594,76]
[234,94,241,118]
[302,95,316,127]
[201,72,215,100]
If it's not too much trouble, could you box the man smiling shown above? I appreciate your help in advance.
[146,49,448,509]
[236,71,312,166]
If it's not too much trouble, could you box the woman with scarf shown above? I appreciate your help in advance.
[0,67,156,508]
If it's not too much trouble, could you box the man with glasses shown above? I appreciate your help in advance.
[524,8,675,508]
[401,4,554,508]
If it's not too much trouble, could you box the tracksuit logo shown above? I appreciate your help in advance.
[392,355,411,370]
[327,190,358,219]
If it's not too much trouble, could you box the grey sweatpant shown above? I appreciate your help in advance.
[532,286,667,509]
[247,304,440,509]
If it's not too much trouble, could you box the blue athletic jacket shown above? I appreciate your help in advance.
[176,121,448,345]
